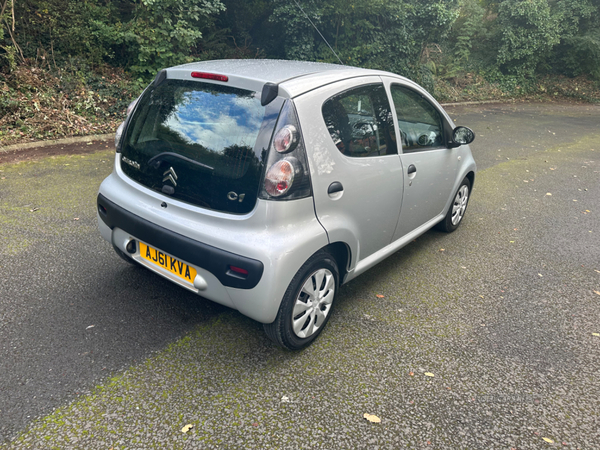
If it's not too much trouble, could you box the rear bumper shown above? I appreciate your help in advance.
[97,158,329,323]
[97,193,264,290]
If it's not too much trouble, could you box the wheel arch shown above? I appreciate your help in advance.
[465,170,475,189]
[323,241,351,285]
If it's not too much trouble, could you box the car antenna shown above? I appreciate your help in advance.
[292,0,344,65]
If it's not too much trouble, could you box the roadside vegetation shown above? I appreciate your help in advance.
[1,0,599,146]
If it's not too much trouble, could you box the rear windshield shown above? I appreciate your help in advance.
[120,79,283,214]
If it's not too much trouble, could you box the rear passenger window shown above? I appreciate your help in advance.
[390,85,444,152]
[322,84,397,157]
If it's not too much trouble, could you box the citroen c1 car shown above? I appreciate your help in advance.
[97,59,476,350]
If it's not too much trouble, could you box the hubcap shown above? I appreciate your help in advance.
[451,185,469,226]
[292,268,335,339]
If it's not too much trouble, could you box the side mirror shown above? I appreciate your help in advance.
[451,126,475,146]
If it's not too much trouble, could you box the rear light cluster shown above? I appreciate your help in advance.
[274,125,299,153]
[260,102,311,200]
[265,158,296,197]
[115,97,140,151]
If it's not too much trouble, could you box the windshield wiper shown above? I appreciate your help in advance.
[148,152,214,171]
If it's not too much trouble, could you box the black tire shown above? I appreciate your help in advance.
[113,244,137,265]
[436,177,471,233]
[264,250,339,350]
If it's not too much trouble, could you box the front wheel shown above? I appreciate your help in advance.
[264,251,339,350]
[436,178,471,233]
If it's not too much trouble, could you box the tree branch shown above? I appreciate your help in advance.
[0,0,9,19]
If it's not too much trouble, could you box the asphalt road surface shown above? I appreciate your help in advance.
[1,102,599,449]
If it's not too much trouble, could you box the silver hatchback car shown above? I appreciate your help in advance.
[97,59,476,349]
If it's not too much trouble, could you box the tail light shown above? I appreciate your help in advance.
[265,158,300,197]
[273,125,299,153]
[116,97,140,152]
[259,101,311,200]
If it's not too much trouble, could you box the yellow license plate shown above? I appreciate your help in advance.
[139,242,197,284]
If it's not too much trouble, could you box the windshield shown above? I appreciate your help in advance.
[120,79,283,214]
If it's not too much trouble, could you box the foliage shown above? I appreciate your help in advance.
[126,0,226,77]
[269,0,460,83]
[0,62,135,144]
[1,0,600,146]
[495,0,560,76]
[2,0,599,83]
[552,0,600,80]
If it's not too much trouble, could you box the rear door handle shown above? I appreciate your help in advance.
[407,164,417,174]
[328,181,344,194]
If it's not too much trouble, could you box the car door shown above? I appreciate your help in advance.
[294,78,404,267]
[382,79,459,241]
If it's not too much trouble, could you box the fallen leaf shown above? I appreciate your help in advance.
[252,422,259,427]
[181,424,194,433]
[542,437,554,444]
[424,372,435,377]
[376,294,384,298]
[363,413,381,423]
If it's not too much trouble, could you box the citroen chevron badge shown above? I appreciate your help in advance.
[162,167,178,186]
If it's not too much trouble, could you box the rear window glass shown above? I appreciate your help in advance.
[120,79,282,214]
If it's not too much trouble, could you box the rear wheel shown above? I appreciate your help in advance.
[264,251,339,350]
[436,178,471,233]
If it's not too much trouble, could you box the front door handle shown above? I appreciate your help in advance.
[407,164,417,175]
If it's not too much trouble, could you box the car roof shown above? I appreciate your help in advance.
[169,59,406,98]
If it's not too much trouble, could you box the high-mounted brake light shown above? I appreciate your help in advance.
[229,265,249,276]
[191,72,229,82]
